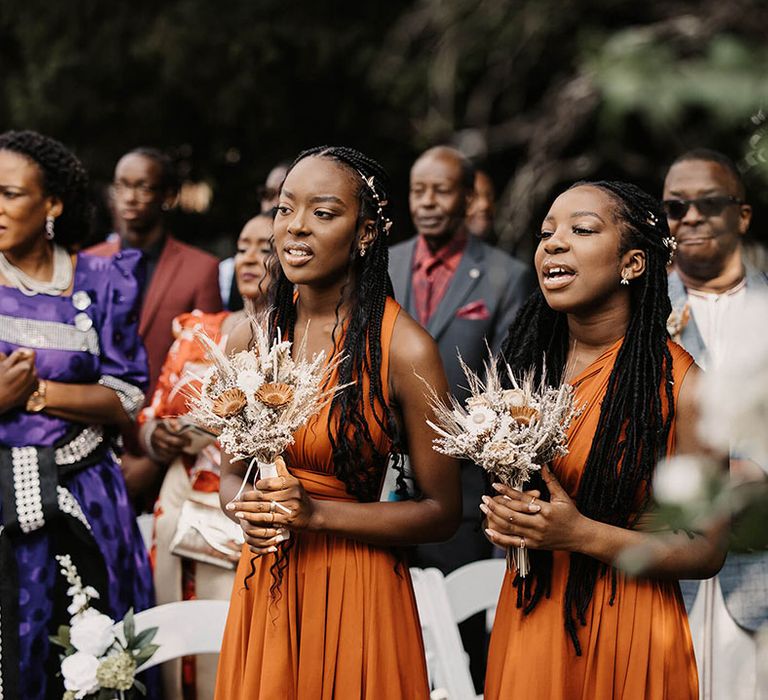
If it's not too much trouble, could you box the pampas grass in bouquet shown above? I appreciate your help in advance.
[183,309,351,538]
[424,350,581,577]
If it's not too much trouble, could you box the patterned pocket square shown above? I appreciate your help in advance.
[456,299,490,320]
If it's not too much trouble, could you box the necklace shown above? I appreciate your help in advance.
[0,244,73,296]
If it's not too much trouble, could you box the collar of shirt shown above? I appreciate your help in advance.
[412,231,468,276]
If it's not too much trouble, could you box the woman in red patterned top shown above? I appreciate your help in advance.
[137,212,272,700]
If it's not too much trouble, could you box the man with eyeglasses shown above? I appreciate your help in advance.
[87,147,221,502]
[663,148,768,700]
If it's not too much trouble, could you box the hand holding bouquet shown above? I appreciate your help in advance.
[184,312,349,539]
[425,351,580,576]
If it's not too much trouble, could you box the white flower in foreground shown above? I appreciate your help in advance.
[62,652,100,697]
[465,405,498,434]
[653,455,708,505]
[67,592,88,617]
[70,610,116,657]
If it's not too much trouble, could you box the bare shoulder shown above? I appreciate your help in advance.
[390,308,442,372]
[676,360,701,416]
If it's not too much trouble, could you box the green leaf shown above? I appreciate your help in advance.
[133,678,148,695]
[132,626,158,647]
[96,689,114,700]
[133,643,160,666]
[123,607,135,645]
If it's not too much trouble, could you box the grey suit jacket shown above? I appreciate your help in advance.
[389,235,535,400]
[670,266,768,632]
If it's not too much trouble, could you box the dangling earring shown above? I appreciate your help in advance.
[620,268,631,286]
[45,215,55,240]
[359,245,367,258]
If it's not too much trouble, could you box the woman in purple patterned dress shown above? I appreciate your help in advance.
[0,131,154,699]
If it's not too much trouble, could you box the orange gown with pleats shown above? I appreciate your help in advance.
[215,298,430,700]
[485,339,699,700]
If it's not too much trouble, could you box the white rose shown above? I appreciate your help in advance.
[653,456,707,505]
[70,611,116,657]
[62,652,100,696]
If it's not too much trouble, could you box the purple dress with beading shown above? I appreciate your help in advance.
[0,251,154,700]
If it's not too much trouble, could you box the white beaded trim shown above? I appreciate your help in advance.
[0,313,100,356]
[54,426,104,466]
[56,487,91,531]
[11,447,44,534]
[98,375,145,420]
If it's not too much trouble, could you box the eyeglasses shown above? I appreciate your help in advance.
[662,195,742,221]
[110,181,163,203]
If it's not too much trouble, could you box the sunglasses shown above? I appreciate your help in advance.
[662,195,742,221]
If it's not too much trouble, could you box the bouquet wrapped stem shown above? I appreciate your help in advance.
[507,483,531,576]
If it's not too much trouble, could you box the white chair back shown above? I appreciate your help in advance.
[411,567,478,700]
[412,559,507,700]
[444,558,506,625]
[114,599,230,670]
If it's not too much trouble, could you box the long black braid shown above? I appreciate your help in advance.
[499,180,675,654]
[244,146,406,598]
[0,130,91,251]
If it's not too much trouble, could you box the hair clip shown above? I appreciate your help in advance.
[356,170,392,236]
[646,210,659,227]
[662,235,678,265]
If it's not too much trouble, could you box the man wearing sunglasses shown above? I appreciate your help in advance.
[663,148,768,700]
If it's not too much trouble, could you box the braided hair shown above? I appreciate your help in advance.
[0,130,91,251]
[269,146,402,498]
[243,146,404,599]
[499,180,675,654]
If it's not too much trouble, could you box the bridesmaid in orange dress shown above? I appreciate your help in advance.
[481,181,728,699]
[214,146,462,700]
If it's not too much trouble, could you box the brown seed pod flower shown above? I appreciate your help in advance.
[255,382,294,409]
[509,405,540,426]
[212,388,247,418]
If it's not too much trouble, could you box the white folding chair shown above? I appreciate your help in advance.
[411,567,477,700]
[444,558,506,632]
[114,599,230,670]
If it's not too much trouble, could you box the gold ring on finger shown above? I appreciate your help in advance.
[520,536,526,549]
[270,511,275,525]
[530,496,537,506]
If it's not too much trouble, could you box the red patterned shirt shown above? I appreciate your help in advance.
[411,232,468,326]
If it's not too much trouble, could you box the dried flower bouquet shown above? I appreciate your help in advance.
[425,351,581,576]
[184,312,350,537]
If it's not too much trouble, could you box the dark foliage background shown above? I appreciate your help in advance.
[2,0,766,262]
